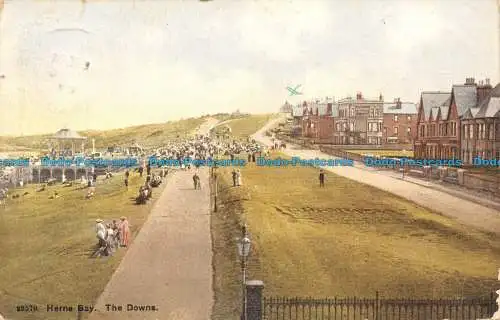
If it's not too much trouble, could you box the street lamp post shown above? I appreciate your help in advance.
[213,165,218,212]
[237,224,251,320]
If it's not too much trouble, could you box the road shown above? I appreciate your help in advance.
[252,116,500,234]
[88,120,216,320]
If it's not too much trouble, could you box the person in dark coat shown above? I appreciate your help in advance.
[146,164,151,176]
[138,166,143,177]
[319,169,325,187]
[232,169,237,187]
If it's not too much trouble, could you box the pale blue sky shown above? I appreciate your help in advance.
[0,0,498,135]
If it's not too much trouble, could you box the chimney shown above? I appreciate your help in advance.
[396,98,402,108]
[465,77,476,85]
[379,93,383,101]
[477,78,493,104]
[356,92,362,100]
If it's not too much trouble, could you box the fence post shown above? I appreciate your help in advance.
[246,280,264,320]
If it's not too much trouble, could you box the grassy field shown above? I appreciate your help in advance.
[212,114,275,141]
[0,170,168,320]
[0,116,207,152]
[211,152,500,319]
[348,149,414,158]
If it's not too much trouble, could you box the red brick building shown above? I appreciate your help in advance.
[301,99,337,141]
[414,78,493,160]
[382,98,418,144]
[460,81,499,164]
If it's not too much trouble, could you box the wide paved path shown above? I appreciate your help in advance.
[252,116,500,234]
[88,168,213,320]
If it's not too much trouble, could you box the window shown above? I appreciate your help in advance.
[489,125,494,139]
[407,116,411,121]
[394,115,398,122]
[407,127,411,133]
[469,124,473,139]
[496,151,500,160]
[384,127,388,135]
[394,127,399,135]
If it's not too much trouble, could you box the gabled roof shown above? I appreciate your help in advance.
[429,106,440,121]
[52,128,86,140]
[475,83,500,118]
[383,102,417,114]
[439,97,450,120]
[462,107,481,120]
[452,85,477,116]
[421,92,450,121]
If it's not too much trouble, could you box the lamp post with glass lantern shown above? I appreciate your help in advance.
[237,224,251,320]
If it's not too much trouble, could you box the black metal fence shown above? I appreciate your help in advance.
[263,293,496,320]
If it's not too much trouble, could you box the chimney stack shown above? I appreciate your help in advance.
[356,92,362,100]
[379,93,383,101]
[477,77,493,104]
[465,77,476,85]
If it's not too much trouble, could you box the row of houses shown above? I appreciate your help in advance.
[284,93,418,145]
[415,77,500,164]
[281,77,500,163]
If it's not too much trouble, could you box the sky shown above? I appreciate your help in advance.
[0,0,498,135]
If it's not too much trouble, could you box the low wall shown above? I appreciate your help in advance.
[277,134,412,150]
[319,146,499,197]
[463,172,500,196]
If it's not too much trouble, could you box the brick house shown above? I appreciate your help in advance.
[383,98,418,144]
[414,78,493,160]
[460,81,500,164]
[333,92,383,145]
[301,99,337,140]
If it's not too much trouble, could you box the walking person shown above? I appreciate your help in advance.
[236,169,242,186]
[124,170,129,189]
[319,169,325,187]
[232,169,237,187]
[192,173,198,189]
[119,216,130,247]
[196,174,201,190]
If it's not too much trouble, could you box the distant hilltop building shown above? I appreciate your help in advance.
[280,101,293,113]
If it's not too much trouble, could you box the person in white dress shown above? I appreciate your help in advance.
[236,169,242,186]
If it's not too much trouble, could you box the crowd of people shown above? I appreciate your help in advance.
[94,216,130,257]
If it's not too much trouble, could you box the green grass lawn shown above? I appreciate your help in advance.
[348,149,414,158]
[0,116,206,152]
[211,152,500,319]
[213,114,275,141]
[0,170,167,320]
